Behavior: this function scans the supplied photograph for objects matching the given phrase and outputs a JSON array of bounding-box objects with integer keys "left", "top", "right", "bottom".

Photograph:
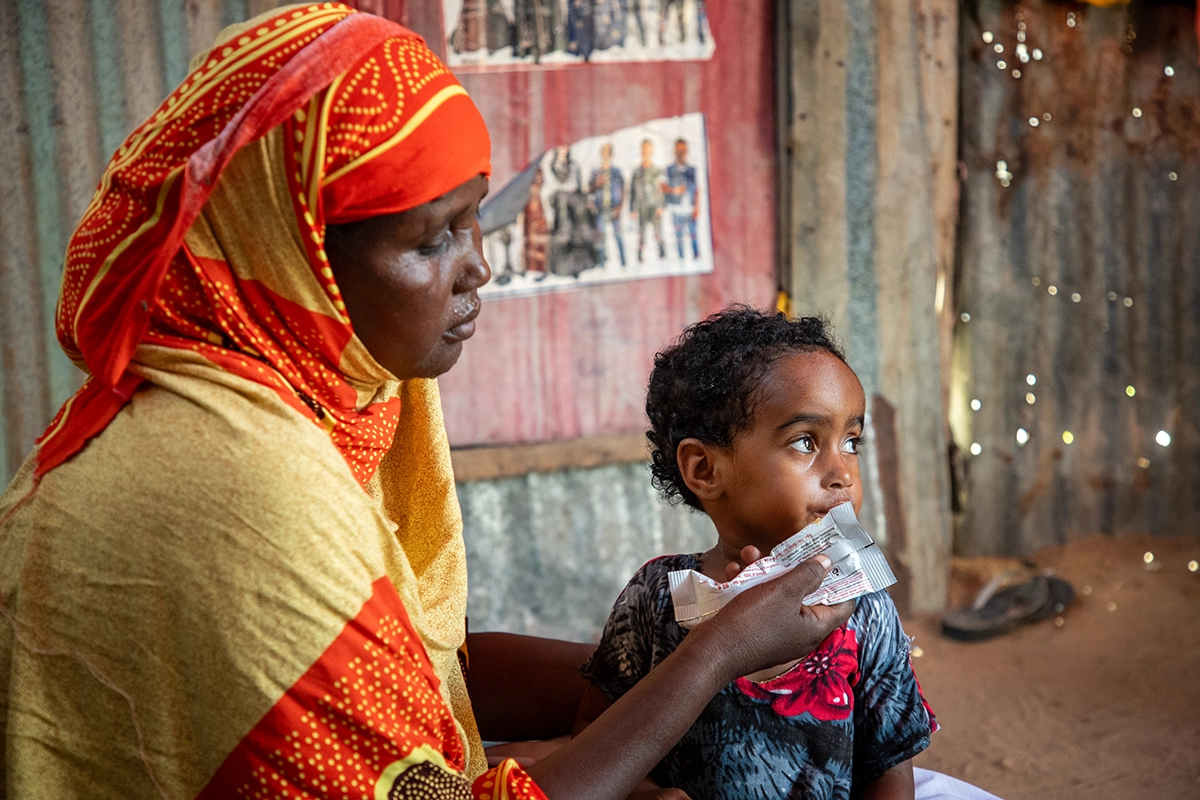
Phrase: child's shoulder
[
  {"left": 846, "top": 589, "right": 912, "bottom": 659},
  {"left": 615, "top": 552, "right": 702, "bottom": 609},
  {"left": 631, "top": 552, "right": 702, "bottom": 581}
]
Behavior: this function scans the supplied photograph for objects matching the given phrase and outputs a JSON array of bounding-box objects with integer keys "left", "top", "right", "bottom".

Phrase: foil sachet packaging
[{"left": 668, "top": 502, "right": 897, "bottom": 630}]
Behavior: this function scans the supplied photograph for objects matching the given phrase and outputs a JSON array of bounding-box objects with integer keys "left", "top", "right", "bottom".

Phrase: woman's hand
[{"left": 702, "top": 552, "right": 856, "bottom": 683}]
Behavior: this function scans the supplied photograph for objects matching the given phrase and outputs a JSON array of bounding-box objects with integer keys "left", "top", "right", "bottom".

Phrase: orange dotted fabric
[
  {"left": 473, "top": 760, "right": 550, "bottom": 800},
  {"left": 38, "top": 3, "right": 489, "bottom": 485},
  {"left": 197, "top": 577, "right": 545, "bottom": 799}
]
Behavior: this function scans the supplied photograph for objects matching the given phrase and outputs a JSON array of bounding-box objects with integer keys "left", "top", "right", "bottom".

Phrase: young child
[{"left": 576, "top": 306, "right": 938, "bottom": 800}]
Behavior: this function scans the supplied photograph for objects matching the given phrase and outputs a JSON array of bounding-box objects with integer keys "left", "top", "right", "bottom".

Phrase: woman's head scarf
[
  {"left": 39, "top": 2, "right": 490, "bottom": 485},
  {"left": 7, "top": 4, "right": 497, "bottom": 785}
]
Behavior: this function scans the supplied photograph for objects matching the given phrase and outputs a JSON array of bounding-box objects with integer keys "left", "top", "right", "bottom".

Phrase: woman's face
[{"left": 325, "top": 175, "right": 491, "bottom": 380}]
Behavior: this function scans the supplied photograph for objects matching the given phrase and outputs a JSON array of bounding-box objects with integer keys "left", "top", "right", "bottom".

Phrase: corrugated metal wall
[
  {"left": 0, "top": 0, "right": 293, "bottom": 485},
  {"left": 777, "top": 0, "right": 960, "bottom": 612},
  {"left": 459, "top": 462, "right": 715, "bottom": 641},
  {"left": 953, "top": 0, "right": 1200, "bottom": 554}
]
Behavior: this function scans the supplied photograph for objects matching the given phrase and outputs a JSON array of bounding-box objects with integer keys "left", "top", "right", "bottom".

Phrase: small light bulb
[
  {"left": 911, "top": 644, "right": 924, "bottom": 658},
  {"left": 1169, "top": 172, "right": 1178, "bottom": 181},
  {"left": 1043, "top": 113, "right": 1052, "bottom": 121},
  {"left": 1029, "top": 116, "right": 1039, "bottom": 127},
  {"left": 1016, "top": 428, "right": 1029, "bottom": 445},
  {"left": 970, "top": 442, "right": 982, "bottom": 456},
  {"left": 1048, "top": 285, "right": 1058, "bottom": 295},
  {"left": 1156, "top": 430, "right": 1171, "bottom": 447},
  {"left": 994, "top": 43, "right": 1004, "bottom": 54},
  {"left": 1164, "top": 66, "right": 1175, "bottom": 77},
  {"left": 961, "top": 312, "right": 971, "bottom": 322},
  {"left": 1124, "top": 297, "right": 1133, "bottom": 307},
  {"left": 1032, "top": 277, "right": 1041, "bottom": 286},
  {"left": 998, "top": 60, "right": 1007, "bottom": 70},
  {"left": 1026, "top": 392, "right": 1036, "bottom": 405},
  {"left": 1026, "top": 374, "right": 1037, "bottom": 385},
  {"left": 1126, "top": 385, "right": 1135, "bottom": 397},
  {"left": 1132, "top": 107, "right": 1143, "bottom": 118},
  {"left": 1137, "top": 457, "right": 1150, "bottom": 469},
  {"left": 982, "top": 31, "right": 994, "bottom": 43},
  {"left": 1108, "top": 291, "right": 1118, "bottom": 301},
  {"left": 1143, "top": 551, "right": 1155, "bottom": 564},
  {"left": 971, "top": 398, "right": 982, "bottom": 411},
  {"left": 1062, "top": 431, "right": 1074, "bottom": 445},
  {"left": 1107, "top": 601, "right": 1117, "bottom": 612},
  {"left": 1071, "top": 292, "right": 1081, "bottom": 303},
  {"left": 1032, "top": 48, "right": 1043, "bottom": 60},
  {"left": 1189, "top": 560, "right": 1198, "bottom": 572},
  {"left": 1012, "top": 69, "right": 1021, "bottom": 78}
]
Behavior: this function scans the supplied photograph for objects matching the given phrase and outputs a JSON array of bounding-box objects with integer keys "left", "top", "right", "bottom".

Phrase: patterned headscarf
[{"left": 39, "top": 3, "right": 491, "bottom": 485}]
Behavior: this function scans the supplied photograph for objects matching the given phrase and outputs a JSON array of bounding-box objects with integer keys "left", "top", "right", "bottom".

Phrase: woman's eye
[
  {"left": 842, "top": 436, "right": 864, "bottom": 455},
  {"left": 418, "top": 231, "right": 451, "bottom": 256},
  {"left": 789, "top": 436, "right": 815, "bottom": 454}
]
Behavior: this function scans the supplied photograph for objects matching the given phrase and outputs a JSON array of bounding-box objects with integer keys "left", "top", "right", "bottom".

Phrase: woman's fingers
[{"left": 708, "top": 554, "right": 854, "bottom": 678}]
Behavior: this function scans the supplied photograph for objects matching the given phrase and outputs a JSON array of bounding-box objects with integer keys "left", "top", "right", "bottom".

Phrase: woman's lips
[
  {"left": 445, "top": 318, "right": 476, "bottom": 341},
  {"left": 444, "top": 299, "right": 480, "bottom": 342}
]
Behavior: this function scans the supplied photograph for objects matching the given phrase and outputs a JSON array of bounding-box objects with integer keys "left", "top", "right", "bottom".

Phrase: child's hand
[
  {"left": 626, "top": 779, "right": 690, "bottom": 800},
  {"left": 724, "top": 545, "right": 764, "bottom": 581}
]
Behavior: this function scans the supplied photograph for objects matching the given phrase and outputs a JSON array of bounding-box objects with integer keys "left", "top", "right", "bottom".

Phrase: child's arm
[{"left": 861, "top": 760, "right": 915, "bottom": 800}]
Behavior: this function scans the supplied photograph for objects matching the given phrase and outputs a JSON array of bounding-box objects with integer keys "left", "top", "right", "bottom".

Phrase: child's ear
[{"left": 677, "top": 438, "right": 724, "bottom": 502}]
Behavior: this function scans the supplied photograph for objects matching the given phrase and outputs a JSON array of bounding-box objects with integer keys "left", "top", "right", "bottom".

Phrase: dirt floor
[{"left": 907, "top": 534, "right": 1200, "bottom": 800}]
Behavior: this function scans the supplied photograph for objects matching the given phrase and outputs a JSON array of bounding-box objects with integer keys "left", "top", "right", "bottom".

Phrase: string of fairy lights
[{"left": 957, "top": 6, "right": 1183, "bottom": 486}]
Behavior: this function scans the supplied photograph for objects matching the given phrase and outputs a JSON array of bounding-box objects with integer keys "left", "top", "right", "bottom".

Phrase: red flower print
[{"left": 736, "top": 626, "right": 859, "bottom": 721}]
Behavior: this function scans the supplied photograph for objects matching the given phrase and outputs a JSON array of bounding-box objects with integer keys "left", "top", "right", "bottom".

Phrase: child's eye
[
  {"left": 789, "top": 435, "right": 815, "bottom": 454},
  {"left": 842, "top": 436, "right": 865, "bottom": 455}
]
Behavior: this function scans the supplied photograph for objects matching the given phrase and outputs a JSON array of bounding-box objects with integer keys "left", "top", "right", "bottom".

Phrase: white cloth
[{"left": 915, "top": 768, "right": 1004, "bottom": 800}]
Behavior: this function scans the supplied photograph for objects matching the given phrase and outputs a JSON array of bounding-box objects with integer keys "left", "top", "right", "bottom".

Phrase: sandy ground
[{"left": 908, "top": 534, "right": 1200, "bottom": 800}]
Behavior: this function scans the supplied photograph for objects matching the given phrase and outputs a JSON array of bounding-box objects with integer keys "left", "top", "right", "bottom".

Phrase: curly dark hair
[{"left": 645, "top": 305, "right": 846, "bottom": 511}]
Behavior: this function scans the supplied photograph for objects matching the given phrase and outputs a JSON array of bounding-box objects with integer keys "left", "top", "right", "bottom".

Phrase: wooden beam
[{"left": 451, "top": 432, "right": 649, "bottom": 483}]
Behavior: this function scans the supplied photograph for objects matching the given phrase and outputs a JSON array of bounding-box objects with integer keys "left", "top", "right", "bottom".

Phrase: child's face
[{"left": 716, "top": 350, "right": 866, "bottom": 553}]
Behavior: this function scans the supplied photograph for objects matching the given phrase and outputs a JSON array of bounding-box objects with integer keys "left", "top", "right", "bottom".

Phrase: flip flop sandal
[{"left": 940, "top": 570, "right": 1073, "bottom": 641}]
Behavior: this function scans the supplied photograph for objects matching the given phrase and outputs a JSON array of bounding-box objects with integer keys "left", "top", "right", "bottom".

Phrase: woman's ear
[{"left": 677, "top": 438, "right": 724, "bottom": 503}]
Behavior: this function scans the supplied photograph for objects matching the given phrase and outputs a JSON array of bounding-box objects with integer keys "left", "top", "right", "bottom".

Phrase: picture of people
[
  {"left": 665, "top": 137, "right": 700, "bottom": 260},
  {"left": 443, "top": 0, "right": 713, "bottom": 68},
  {"left": 478, "top": 113, "right": 711, "bottom": 298}
]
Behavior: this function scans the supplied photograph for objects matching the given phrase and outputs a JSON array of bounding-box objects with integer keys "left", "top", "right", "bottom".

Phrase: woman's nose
[{"left": 457, "top": 221, "right": 491, "bottom": 291}]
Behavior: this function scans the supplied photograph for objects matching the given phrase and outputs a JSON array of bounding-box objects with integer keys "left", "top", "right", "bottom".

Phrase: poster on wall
[
  {"left": 443, "top": 0, "right": 714, "bottom": 68},
  {"left": 478, "top": 112, "right": 712, "bottom": 298}
]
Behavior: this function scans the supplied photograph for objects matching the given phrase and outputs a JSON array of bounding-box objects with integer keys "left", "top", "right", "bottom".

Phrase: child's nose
[{"left": 821, "top": 452, "right": 854, "bottom": 489}]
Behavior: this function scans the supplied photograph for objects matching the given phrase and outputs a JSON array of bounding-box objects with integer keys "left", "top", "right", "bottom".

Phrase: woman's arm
[
  {"left": 861, "top": 761, "right": 915, "bottom": 800},
  {"left": 467, "top": 632, "right": 596, "bottom": 742},
  {"left": 524, "top": 554, "right": 854, "bottom": 800}
]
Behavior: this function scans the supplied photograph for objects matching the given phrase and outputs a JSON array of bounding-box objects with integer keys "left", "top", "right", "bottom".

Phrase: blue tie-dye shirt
[{"left": 581, "top": 554, "right": 938, "bottom": 800}]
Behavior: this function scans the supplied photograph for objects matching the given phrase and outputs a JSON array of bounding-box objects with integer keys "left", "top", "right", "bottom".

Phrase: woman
[{"left": 0, "top": 5, "right": 851, "bottom": 799}]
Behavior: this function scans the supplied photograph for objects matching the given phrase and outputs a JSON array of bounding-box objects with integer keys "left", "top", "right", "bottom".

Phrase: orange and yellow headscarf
[{"left": 40, "top": 3, "right": 490, "bottom": 486}]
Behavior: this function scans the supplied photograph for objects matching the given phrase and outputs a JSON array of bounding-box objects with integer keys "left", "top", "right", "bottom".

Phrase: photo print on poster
[
  {"left": 444, "top": 0, "right": 714, "bottom": 68},
  {"left": 478, "top": 113, "right": 712, "bottom": 298}
]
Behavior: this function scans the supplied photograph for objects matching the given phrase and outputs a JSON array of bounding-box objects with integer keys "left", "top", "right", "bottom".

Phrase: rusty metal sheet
[{"left": 953, "top": 0, "right": 1200, "bottom": 554}]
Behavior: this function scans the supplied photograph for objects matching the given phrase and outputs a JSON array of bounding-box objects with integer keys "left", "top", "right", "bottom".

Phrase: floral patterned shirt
[{"left": 581, "top": 554, "right": 938, "bottom": 800}]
